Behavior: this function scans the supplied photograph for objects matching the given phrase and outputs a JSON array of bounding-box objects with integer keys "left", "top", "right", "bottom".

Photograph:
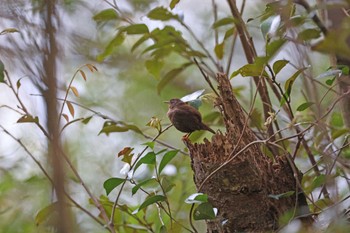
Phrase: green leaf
[
  {"left": 99, "top": 121, "right": 142, "bottom": 135},
  {"left": 147, "top": 7, "right": 179, "bottom": 21},
  {"left": 103, "top": 178, "right": 125, "bottom": 196},
  {"left": 331, "top": 128, "right": 349, "bottom": 140},
  {"left": 230, "top": 57, "right": 269, "bottom": 79},
  {"left": 170, "top": 0, "right": 180, "bottom": 9},
  {"left": 214, "top": 42, "right": 224, "bottom": 60},
  {"left": 121, "top": 24, "right": 149, "bottom": 35},
  {"left": 0, "top": 28, "right": 19, "bottom": 35},
  {"left": 212, "top": 17, "right": 235, "bottom": 29},
  {"left": 330, "top": 112, "right": 344, "bottom": 128},
  {"left": 97, "top": 32, "right": 125, "bottom": 62},
  {"left": 193, "top": 202, "right": 216, "bottom": 220},
  {"left": 296, "top": 102, "right": 314, "bottom": 111},
  {"left": 131, "top": 34, "right": 150, "bottom": 52},
  {"left": 224, "top": 27, "right": 235, "bottom": 40},
  {"left": 326, "top": 76, "right": 336, "bottom": 86},
  {"left": 272, "top": 60, "right": 288, "bottom": 75},
  {"left": 281, "top": 67, "right": 307, "bottom": 105},
  {"left": 81, "top": 116, "right": 93, "bottom": 124},
  {"left": 185, "top": 193, "right": 208, "bottom": 204},
  {"left": 132, "top": 178, "right": 158, "bottom": 195},
  {"left": 134, "top": 152, "right": 156, "bottom": 172},
  {"left": 159, "top": 150, "right": 178, "bottom": 174},
  {"left": 161, "top": 177, "right": 176, "bottom": 193},
  {"left": 297, "top": 28, "right": 321, "bottom": 41},
  {"left": 268, "top": 191, "right": 295, "bottom": 200},
  {"left": 142, "top": 141, "right": 155, "bottom": 150},
  {"left": 134, "top": 195, "right": 166, "bottom": 213},
  {"left": 0, "top": 60, "right": 4, "bottom": 83},
  {"left": 266, "top": 38, "right": 286, "bottom": 59},
  {"left": 17, "top": 115, "right": 39, "bottom": 124},
  {"left": 310, "top": 174, "right": 326, "bottom": 191},
  {"left": 145, "top": 58, "right": 164, "bottom": 79},
  {"left": 312, "top": 28, "right": 350, "bottom": 61},
  {"left": 93, "top": 9, "right": 118, "bottom": 22},
  {"left": 118, "top": 147, "right": 134, "bottom": 165},
  {"left": 157, "top": 62, "right": 192, "bottom": 94},
  {"left": 35, "top": 202, "right": 59, "bottom": 226}
]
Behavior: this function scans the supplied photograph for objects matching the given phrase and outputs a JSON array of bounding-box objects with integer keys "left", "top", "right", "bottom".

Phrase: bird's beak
[{"left": 164, "top": 101, "right": 170, "bottom": 104}]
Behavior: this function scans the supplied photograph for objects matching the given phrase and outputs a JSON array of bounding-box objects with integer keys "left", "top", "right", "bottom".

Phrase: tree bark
[{"left": 184, "top": 73, "right": 311, "bottom": 232}]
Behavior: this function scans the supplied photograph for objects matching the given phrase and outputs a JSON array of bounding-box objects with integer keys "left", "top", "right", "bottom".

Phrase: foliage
[{"left": 1, "top": 0, "right": 350, "bottom": 232}]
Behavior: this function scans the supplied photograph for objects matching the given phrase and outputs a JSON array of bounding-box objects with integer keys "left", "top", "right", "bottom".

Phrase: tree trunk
[{"left": 184, "top": 73, "right": 311, "bottom": 232}]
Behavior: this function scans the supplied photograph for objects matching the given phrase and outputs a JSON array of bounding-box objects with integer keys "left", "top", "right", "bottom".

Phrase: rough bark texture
[{"left": 184, "top": 73, "right": 310, "bottom": 232}]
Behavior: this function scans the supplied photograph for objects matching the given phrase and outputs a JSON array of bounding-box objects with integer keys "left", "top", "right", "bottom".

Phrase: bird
[{"left": 165, "top": 98, "right": 215, "bottom": 136}]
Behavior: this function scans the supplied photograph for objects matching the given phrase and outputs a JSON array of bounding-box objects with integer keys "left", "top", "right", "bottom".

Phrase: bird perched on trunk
[{"left": 165, "top": 98, "right": 215, "bottom": 135}]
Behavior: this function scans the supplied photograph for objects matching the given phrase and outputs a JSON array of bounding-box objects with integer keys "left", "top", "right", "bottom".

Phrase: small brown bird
[{"left": 165, "top": 98, "right": 215, "bottom": 135}]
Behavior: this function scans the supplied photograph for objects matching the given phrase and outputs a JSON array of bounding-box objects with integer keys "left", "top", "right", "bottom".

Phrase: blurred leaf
[
  {"left": 103, "top": 178, "right": 125, "bottom": 195},
  {"left": 157, "top": 62, "right": 192, "bottom": 94},
  {"left": 67, "top": 101, "right": 75, "bottom": 117},
  {"left": 134, "top": 152, "right": 156, "bottom": 172},
  {"left": 212, "top": 17, "right": 235, "bottom": 29},
  {"left": 161, "top": 177, "right": 176, "bottom": 193},
  {"left": 142, "top": 141, "right": 155, "bottom": 150},
  {"left": 214, "top": 42, "right": 224, "bottom": 59},
  {"left": 297, "top": 28, "right": 321, "bottom": 41},
  {"left": 131, "top": 34, "right": 150, "bottom": 52},
  {"left": 187, "top": 99, "right": 202, "bottom": 110},
  {"left": 268, "top": 191, "right": 295, "bottom": 200},
  {"left": 0, "top": 60, "right": 5, "bottom": 83},
  {"left": 99, "top": 121, "right": 143, "bottom": 135},
  {"left": 146, "top": 117, "right": 162, "bottom": 132},
  {"left": 70, "top": 86, "right": 79, "bottom": 97},
  {"left": 62, "top": 113, "right": 69, "bottom": 122},
  {"left": 16, "top": 79, "right": 22, "bottom": 91},
  {"left": 17, "top": 115, "right": 39, "bottom": 123},
  {"left": 81, "top": 116, "right": 93, "bottom": 124},
  {"left": 326, "top": 77, "right": 336, "bottom": 86},
  {"left": 193, "top": 202, "right": 216, "bottom": 220},
  {"left": 159, "top": 150, "right": 178, "bottom": 174},
  {"left": 148, "top": 7, "right": 179, "bottom": 21},
  {"left": 121, "top": 24, "right": 149, "bottom": 35},
  {"left": 185, "top": 193, "right": 208, "bottom": 204},
  {"left": 281, "top": 67, "right": 307, "bottom": 105},
  {"left": 249, "top": 108, "right": 263, "bottom": 129},
  {"left": 97, "top": 32, "right": 125, "bottom": 62},
  {"left": 312, "top": 27, "right": 350, "bottom": 60},
  {"left": 134, "top": 195, "right": 166, "bottom": 214},
  {"left": 331, "top": 128, "right": 349, "bottom": 140},
  {"left": 297, "top": 102, "right": 314, "bottom": 111},
  {"left": 35, "top": 202, "right": 58, "bottom": 226},
  {"left": 170, "top": 0, "right": 180, "bottom": 9},
  {"left": 266, "top": 39, "right": 286, "bottom": 59},
  {"left": 93, "top": 9, "right": 118, "bottom": 22},
  {"left": 231, "top": 57, "right": 269, "bottom": 78},
  {"left": 224, "top": 27, "right": 235, "bottom": 40},
  {"left": 79, "top": 70, "right": 87, "bottom": 81},
  {"left": 132, "top": 178, "right": 157, "bottom": 195},
  {"left": 145, "top": 58, "right": 164, "bottom": 79},
  {"left": 0, "top": 28, "right": 19, "bottom": 35},
  {"left": 331, "top": 112, "right": 344, "bottom": 128},
  {"left": 272, "top": 60, "right": 288, "bottom": 75},
  {"left": 118, "top": 147, "right": 134, "bottom": 165},
  {"left": 86, "top": 63, "right": 98, "bottom": 72}
]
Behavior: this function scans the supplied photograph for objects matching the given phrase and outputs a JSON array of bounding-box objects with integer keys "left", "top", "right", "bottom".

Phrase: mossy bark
[{"left": 184, "top": 73, "right": 311, "bottom": 232}]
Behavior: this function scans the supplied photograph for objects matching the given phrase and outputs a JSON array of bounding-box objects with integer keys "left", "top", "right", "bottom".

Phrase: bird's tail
[{"left": 202, "top": 123, "right": 215, "bottom": 134}]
